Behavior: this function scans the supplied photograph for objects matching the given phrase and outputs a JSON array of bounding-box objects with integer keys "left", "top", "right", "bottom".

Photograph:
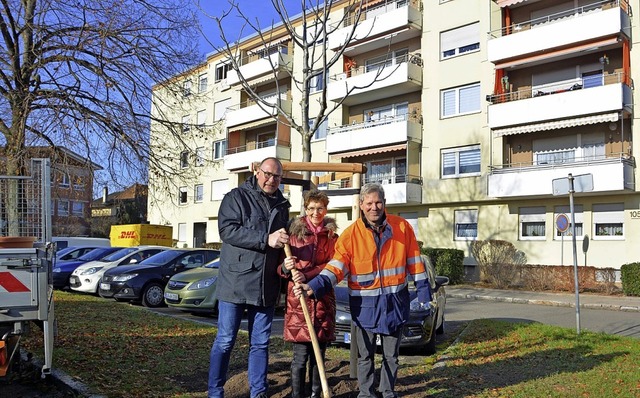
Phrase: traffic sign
[{"left": 555, "top": 213, "right": 570, "bottom": 233}]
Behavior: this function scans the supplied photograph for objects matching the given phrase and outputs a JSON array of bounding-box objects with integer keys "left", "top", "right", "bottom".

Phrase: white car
[{"left": 69, "top": 246, "right": 168, "bottom": 294}]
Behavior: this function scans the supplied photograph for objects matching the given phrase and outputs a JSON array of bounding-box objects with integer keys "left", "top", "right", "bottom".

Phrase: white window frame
[
  {"left": 182, "top": 115, "right": 191, "bottom": 134},
  {"left": 177, "top": 223, "right": 187, "bottom": 241},
  {"left": 213, "top": 140, "right": 226, "bottom": 160},
  {"left": 183, "top": 80, "right": 192, "bottom": 97},
  {"left": 198, "top": 73, "right": 208, "bottom": 93},
  {"left": 593, "top": 203, "right": 624, "bottom": 240},
  {"left": 215, "top": 62, "right": 232, "bottom": 82},
  {"left": 309, "top": 119, "right": 328, "bottom": 141},
  {"left": 211, "top": 179, "right": 229, "bottom": 201},
  {"left": 519, "top": 206, "right": 546, "bottom": 240},
  {"left": 214, "top": 98, "right": 231, "bottom": 121},
  {"left": 197, "top": 109, "right": 207, "bottom": 128},
  {"left": 310, "top": 69, "right": 328, "bottom": 93},
  {"left": 194, "top": 184, "right": 204, "bottom": 203},
  {"left": 441, "top": 145, "right": 481, "bottom": 178},
  {"left": 195, "top": 147, "right": 205, "bottom": 167},
  {"left": 441, "top": 83, "right": 481, "bottom": 118},
  {"left": 180, "top": 151, "right": 189, "bottom": 169},
  {"left": 440, "top": 22, "right": 480, "bottom": 60},
  {"left": 60, "top": 173, "right": 70, "bottom": 188},
  {"left": 554, "top": 205, "right": 584, "bottom": 240},
  {"left": 57, "top": 200, "right": 70, "bottom": 216},
  {"left": 454, "top": 209, "right": 478, "bottom": 240},
  {"left": 179, "top": 186, "right": 188, "bottom": 205},
  {"left": 72, "top": 201, "right": 85, "bottom": 216}
]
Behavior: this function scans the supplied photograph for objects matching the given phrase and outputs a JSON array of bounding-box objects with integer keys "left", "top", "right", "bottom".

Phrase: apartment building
[{"left": 149, "top": 0, "right": 639, "bottom": 272}]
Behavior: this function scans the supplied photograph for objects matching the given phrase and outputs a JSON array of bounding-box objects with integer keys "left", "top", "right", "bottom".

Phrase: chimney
[{"left": 103, "top": 186, "right": 108, "bottom": 203}]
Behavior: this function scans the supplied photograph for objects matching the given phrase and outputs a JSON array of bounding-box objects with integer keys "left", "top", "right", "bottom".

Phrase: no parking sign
[{"left": 555, "top": 213, "right": 570, "bottom": 233}]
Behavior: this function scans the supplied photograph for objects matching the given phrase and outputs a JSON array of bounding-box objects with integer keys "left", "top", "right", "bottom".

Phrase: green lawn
[{"left": 21, "top": 292, "right": 640, "bottom": 397}]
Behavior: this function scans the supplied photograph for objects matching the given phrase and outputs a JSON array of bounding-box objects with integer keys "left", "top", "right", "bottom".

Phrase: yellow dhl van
[{"left": 110, "top": 224, "right": 173, "bottom": 247}]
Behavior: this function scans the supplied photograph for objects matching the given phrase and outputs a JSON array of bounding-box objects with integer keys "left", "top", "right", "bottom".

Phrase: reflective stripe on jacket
[{"left": 308, "top": 213, "right": 431, "bottom": 334}]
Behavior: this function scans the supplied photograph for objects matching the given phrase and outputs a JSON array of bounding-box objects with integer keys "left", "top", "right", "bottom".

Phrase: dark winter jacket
[
  {"left": 279, "top": 215, "right": 337, "bottom": 343},
  {"left": 216, "top": 176, "right": 290, "bottom": 307}
]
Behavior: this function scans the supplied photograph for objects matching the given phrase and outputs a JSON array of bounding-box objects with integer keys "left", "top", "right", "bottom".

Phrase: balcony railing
[
  {"left": 329, "top": 53, "right": 421, "bottom": 81},
  {"left": 320, "top": 174, "right": 422, "bottom": 189},
  {"left": 237, "top": 43, "right": 289, "bottom": 66},
  {"left": 328, "top": 112, "right": 420, "bottom": 135},
  {"left": 489, "top": 153, "right": 633, "bottom": 174},
  {"left": 225, "top": 138, "right": 289, "bottom": 155},
  {"left": 336, "top": 0, "right": 417, "bottom": 28},
  {"left": 488, "top": 0, "right": 629, "bottom": 39},
  {"left": 487, "top": 71, "right": 629, "bottom": 104}
]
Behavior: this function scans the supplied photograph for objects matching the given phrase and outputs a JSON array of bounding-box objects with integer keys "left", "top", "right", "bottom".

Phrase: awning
[
  {"left": 495, "top": 38, "right": 619, "bottom": 70},
  {"left": 495, "top": 0, "right": 529, "bottom": 7},
  {"left": 330, "top": 143, "right": 406, "bottom": 160},
  {"left": 493, "top": 112, "right": 619, "bottom": 137}
]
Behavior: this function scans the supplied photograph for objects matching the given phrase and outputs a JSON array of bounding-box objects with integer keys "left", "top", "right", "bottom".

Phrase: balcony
[
  {"left": 224, "top": 139, "right": 291, "bottom": 171},
  {"left": 326, "top": 114, "right": 421, "bottom": 154},
  {"left": 321, "top": 173, "right": 422, "bottom": 207},
  {"left": 488, "top": 155, "right": 634, "bottom": 198},
  {"left": 487, "top": 1, "right": 631, "bottom": 65},
  {"left": 327, "top": 58, "right": 422, "bottom": 105},
  {"left": 328, "top": 0, "right": 422, "bottom": 56},
  {"left": 225, "top": 99, "right": 292, "bottom": 128},
  {"left": 226, "top": 48, "right": 292, "bottom": 86},
  {"left": 488, "top": 73, "right": 631, "bottom": 131}
]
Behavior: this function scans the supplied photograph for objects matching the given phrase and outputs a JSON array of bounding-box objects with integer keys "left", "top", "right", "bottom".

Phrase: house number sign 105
[{"left": 630, "top": 210, "right": 640, "bottom": 219}]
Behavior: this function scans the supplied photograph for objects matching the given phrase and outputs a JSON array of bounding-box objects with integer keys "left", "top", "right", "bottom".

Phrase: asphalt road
[{"left": 445, "top": 296, "right": 640, "bottom": 339}]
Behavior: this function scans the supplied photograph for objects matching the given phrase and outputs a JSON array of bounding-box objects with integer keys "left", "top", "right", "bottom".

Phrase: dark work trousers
[{"left": 355, "top": 327, "right": 402, "bottom": 398}]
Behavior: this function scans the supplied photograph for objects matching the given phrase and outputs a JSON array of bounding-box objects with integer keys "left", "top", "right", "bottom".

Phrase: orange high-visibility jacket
[{"left": 308, "top": 213, "right": 431, "bottom": 334}]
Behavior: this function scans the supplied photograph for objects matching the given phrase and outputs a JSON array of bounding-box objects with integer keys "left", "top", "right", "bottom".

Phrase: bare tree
[
  {"left": 0, "top": 0, "right": 200, "bottom": 183},
  {"left": 206, "top": 0, "right": 403, "bottom": 178}
]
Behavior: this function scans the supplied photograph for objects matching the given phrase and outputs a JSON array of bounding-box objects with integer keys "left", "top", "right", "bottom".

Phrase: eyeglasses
[
  {"left": 260, "top": 168, "right": 282, "bottom": 180},
  {"left": 306, "top": 207, "right": 326, "bottom": 213}
]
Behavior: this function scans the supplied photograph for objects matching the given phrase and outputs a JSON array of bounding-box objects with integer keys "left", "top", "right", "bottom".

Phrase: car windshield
[
  {"left": 139, "top": 250, "right": 186, "bottom": 266},
  {"left": 100, "top": 247, "right": 138, "bottom": 262},
  {"left": 77, "top": 248, "right": 114, "bottom": 261},
  {"left": 55, "top": 246, "right": 76, "bottom": 257}
]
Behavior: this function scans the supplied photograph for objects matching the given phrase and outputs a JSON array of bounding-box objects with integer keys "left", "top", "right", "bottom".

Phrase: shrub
[
  {"left": 621, "top": 262, "right": 640, "bottom": 296},
  {"left": 470, "top": 240, "right": 526, "bottom": 289},
  {"left": 422, "top": 247, "right": 464, "bottom": 285}
]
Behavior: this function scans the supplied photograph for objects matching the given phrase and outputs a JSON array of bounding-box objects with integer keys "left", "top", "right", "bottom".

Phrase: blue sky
[{"left": 196, "top": 0, "right": 302, "bottom": 57}]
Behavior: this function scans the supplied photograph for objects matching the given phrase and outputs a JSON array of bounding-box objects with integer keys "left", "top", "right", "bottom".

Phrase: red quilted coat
[{"left": 279, "top": 216, "right": 337, "bottom": 343}]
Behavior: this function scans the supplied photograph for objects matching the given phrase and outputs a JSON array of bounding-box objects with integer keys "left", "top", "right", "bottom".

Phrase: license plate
[
  {"left": 344, "top": 332, "right": 381, "bottom": 345},
  {"left": 100, "top": 283, "right": 110, "bottom": 291},
  {"left": 164, "top": 292, "right": 178, "bottom": 301}
]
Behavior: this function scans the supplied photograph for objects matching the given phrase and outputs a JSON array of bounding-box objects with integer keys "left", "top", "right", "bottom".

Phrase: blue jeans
[{"left": 208, "top": 300, "right": 275, "bottom": 398}]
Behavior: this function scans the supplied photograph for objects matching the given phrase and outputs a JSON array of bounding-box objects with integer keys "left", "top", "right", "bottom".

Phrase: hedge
[{"left": 422, "top": 247, "right": 464, "bottom": 285}]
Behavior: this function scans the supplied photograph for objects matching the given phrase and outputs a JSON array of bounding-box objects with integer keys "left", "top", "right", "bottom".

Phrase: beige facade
[{"left": 149, "top": 0, "right": 639, "bottom": 271}]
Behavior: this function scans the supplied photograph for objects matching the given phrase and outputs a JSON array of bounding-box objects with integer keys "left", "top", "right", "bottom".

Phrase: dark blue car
[{"left": 52, "top": 247, "right": 122, "bottom": 289}]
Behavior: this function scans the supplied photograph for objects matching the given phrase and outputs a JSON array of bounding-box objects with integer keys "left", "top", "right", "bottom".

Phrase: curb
[
  {"left": 20, "top": 349, "right": 105, "bottom": 398},
  {"left": 446, "top": 291, "right": 640, "bottom": 313}
]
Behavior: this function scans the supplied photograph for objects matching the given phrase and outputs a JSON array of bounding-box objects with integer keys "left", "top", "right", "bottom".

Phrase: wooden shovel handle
[{"left": 284, "top": 244, "right": 331, "bottom": 398}]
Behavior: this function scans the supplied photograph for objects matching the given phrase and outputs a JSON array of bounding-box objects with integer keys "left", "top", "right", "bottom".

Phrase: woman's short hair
[{"left": 304, "top": 189, "right": 329, "bottom": 208}]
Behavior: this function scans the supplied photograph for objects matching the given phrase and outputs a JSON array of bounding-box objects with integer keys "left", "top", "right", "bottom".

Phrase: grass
[{"left": 20, "top": 291, "right": 640, "bottom": 397}]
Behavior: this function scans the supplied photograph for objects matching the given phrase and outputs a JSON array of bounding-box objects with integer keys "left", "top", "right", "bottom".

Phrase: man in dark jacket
[{"left": 208, "top": 157, "right": 291, "bottom": 398}]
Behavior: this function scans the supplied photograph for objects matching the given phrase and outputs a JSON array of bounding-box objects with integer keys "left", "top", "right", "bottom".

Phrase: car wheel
[{"left": 142, "top": 283, "right": 166, "bottom": 308}]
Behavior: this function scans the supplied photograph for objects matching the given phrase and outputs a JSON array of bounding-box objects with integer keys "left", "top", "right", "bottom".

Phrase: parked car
[
  {"left": 333, "top": 255, "right": 449, "bottom": 355},
  {"left": 69, "top": 246, "right": 168, "bottom": 294},
  {"left": 52, "top": 247, "right": 123, "bottom": 290},
  {"left": 99, "top": 249, "right": 220, "bottom": 308},
  {"left": 52, "top": 236, "right": 110, "bottom": 249},
  {"left": 56, "top": 246, "right": 99, "bottom": 262},
  {"left": 164, "top": 258, "right": 221, "bottom": 314}
]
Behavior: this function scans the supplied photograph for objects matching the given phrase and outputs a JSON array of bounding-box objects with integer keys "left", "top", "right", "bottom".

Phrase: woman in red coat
[{"left": 281, "top": 190, "right": 337, "bottom": 398}]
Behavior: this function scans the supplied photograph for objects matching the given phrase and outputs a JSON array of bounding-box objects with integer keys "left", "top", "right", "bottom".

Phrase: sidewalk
[{"left": 446, "top": 285, "right": 640, "bottom": 312}]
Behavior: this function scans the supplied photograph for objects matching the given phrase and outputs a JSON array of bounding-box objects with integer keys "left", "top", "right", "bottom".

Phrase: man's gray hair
[{"left": 359, "top": 183, "right": 385, "bottom": 202}]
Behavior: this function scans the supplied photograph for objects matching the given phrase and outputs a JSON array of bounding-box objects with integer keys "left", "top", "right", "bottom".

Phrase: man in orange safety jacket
[{"left": 294, "top": 183, "right": 432, "bottom": 398}]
